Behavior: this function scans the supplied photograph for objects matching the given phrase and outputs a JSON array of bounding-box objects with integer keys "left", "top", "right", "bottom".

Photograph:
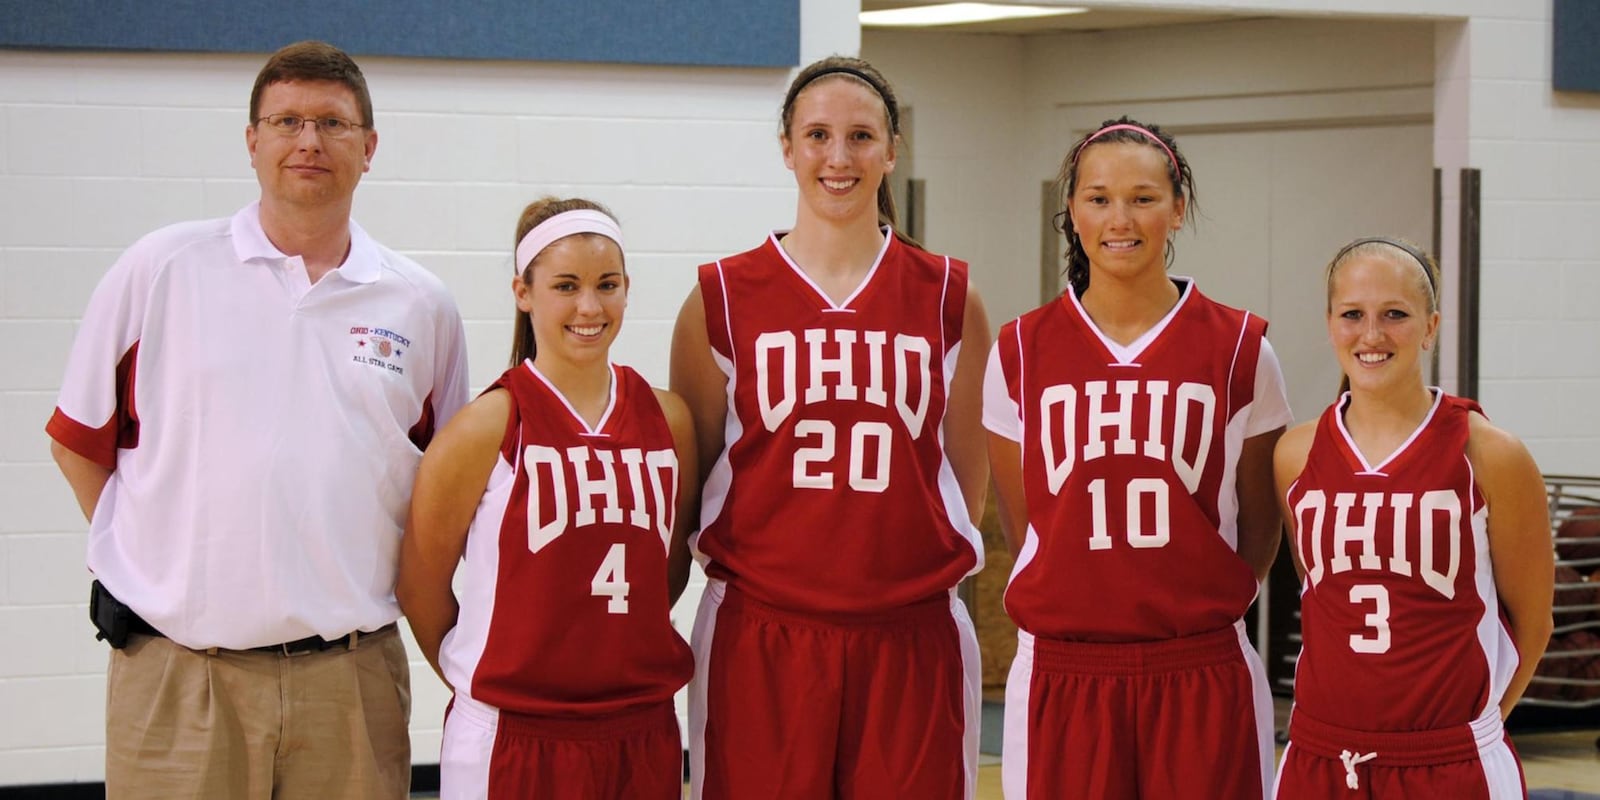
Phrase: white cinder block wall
[
  {"left": 1447, "top": 10, "right": 1600, "bottom": 474},
  {"left": 0, "top": 3, "right": 859, "bottom": 786}
]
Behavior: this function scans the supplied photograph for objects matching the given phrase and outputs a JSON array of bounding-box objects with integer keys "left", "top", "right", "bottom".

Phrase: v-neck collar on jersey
[
  {"left": 1063, "top": 277, "right": 1196, "bottom": 365},
  {"left": 1333, "top": 388, "right": 1444, "bottom": 476},
  {"left": 768, "top": 227, "right": 894, "bottom": 311},
  {"left": 522, "top": 359, "right": 619, "bottom": 438}
]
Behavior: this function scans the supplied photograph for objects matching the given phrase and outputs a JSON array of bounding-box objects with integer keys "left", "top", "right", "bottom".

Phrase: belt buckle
[{"left": 280, "top": 635, "right": 329, "bottom": 657}]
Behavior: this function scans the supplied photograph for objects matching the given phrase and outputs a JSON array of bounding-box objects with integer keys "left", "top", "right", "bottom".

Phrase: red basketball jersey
[
  {"left": 439, "top": 362, "right": 693, "bottom": 716},
  {"left": 1286, "top": 391, "right": 1517, "bottom": 731},
  {"left": 693, "top": 233, "right": 982, "bottom": 614},
  {"left": 996, "top": 283, "right": 1278, "bottom": 641}
]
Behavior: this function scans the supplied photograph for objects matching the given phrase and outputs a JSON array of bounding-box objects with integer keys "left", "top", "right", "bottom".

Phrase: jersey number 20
[{"left": 792, "top": 420, "right": 892, "bottom": 492}]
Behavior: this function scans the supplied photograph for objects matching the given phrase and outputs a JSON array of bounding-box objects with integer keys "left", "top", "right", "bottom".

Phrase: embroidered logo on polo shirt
[{"left": 350, "top": 326, "right": 410, "bottom": 375}]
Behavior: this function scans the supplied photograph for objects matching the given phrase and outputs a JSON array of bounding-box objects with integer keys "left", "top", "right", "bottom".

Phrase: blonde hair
[{"left": 1324, "top": 237, "right": 1438, "bottom": 314}]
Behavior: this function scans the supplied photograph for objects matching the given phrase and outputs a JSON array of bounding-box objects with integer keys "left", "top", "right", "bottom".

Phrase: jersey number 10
[{"left": 1085, "top": 477, "right": 1172, "bottom": 550}]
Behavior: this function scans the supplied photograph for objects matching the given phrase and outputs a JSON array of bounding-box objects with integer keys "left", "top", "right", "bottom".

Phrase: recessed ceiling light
[{"left": 860, "top": 3, "right": 1089, "bottom": 27}]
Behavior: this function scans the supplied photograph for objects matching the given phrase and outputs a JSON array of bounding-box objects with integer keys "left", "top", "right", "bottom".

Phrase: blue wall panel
[
  {"left": 0, "top": 0, "right": 799, "bottom": 68},
  {"left": 1554, "top": 0, "right": 1600, "bottom": 92}
]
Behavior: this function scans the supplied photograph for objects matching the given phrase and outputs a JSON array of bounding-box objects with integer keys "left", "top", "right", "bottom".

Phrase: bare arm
[
  {"left": 1237, "top": 427, "right": 1286, "bottom": 582},
  {"left": 51, "top": 440, "right": 112, "bottom": 523},
  {"left": 396, "top": 389, "right": 511, "bottom": 688},
  {"left": 654, "top": 388, "right": 700, "bottom": 605},
  {"left": 987, "top": 433, "right": 1027, "bottom": 558},
  {"left": 1467, "top": 413, "right": 1554, "bottom": 719},
  {"left": 945, "top": 283, "right": 993, "bottom": 524},
  {"left": 1272, "top": 421, "right": 1317, "bottom": 581},
  {"left": 669, "top": 285, "right": 727, "bottom": 491},
  {"left": 665, "top": 281, "right": 729, "bottom": 550}
]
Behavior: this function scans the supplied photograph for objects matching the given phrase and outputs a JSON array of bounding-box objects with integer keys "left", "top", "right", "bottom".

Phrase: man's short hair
[{"left": 249, "top": 41, "right": 374, "bottom": 128}]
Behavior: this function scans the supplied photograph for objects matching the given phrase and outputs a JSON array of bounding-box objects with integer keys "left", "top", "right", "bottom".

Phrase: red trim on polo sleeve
[
  {"left": 47, "top": 343, "right": 141, "bottom": 470},
  {"left": 409, "top": 391, "right": 437, "bottom": 449}
]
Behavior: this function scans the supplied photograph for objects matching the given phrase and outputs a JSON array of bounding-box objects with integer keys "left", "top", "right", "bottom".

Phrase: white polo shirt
[{"left": 48, "top": 203, "right": 470, "bottom": 650}]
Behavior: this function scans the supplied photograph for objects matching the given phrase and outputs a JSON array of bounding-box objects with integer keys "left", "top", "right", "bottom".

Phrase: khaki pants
[{"left": 105, "top": 626, "right": 411, "bottom": 800}]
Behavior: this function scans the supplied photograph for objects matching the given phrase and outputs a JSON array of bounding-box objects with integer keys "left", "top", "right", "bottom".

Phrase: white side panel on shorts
[
  {"left": 1473, "top": 711, "right": 1527, "bottom": 800},
  {"left": 687, "top": 578, "right": 727, "bottom": 800},
  {"left": 439, "top": 695, "right": 500, "bottom": 800},
  {"left": 1234, "top": 618, "right": 1276, "bottom": 798},
  {"left": 1001, "top": 630, "right": 1034, "bottom": 799},
  {"left": 952, "top": 591, "right": 982, "bottom": 800}
]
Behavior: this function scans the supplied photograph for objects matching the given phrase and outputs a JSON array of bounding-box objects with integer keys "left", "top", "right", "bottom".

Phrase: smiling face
[
  {"left": 246, "top": 79, "right": 375, "bottom": 215},
  {"left": 514, "top": 234, "right": 628, "bottom": 370},
  {"left": 1326, "top": 251, "right": 1440, "bottom": 394},
  {"left": 781, "top": 77, "right": 896, "bottom": 227},
  {"left": 1066, "top": 141, "right": 1186, "bottom": 284}
]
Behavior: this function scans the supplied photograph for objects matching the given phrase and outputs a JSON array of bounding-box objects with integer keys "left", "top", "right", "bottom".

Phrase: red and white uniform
[
  {"left": 693, "top": 232, "right": 982, "bottom": 612},
  {"left": 439, "top": 361, "right": 692, "bottom": 799},
  {"left": 689, "top": 231, "right": 982, "bottom": 799},
  {"left": 1274, "top": 391, "right": 1525, "bottom": 799},
  {"left": 440, "top": 361, "right": 693, "bottom": 714},
  {"left": 985, "top": 279, "right": 1291, "bottom": 799}
]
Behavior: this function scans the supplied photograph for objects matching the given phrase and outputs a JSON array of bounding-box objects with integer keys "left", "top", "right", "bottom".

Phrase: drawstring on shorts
[{"left": 1338, "top": 749, "right": 1377, "bottom": 790}]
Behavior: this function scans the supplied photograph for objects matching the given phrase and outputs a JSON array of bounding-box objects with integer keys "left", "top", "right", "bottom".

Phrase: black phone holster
[{"left": 89, "top": 579, "right": 140, "bottom": 648}]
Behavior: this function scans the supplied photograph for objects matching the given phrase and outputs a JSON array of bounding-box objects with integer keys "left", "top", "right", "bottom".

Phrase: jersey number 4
[{"left": 591, "top": 543, "right": 630, "bottom": 614}]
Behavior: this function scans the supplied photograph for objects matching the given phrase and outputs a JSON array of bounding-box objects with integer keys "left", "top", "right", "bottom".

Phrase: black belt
[
  {"left": 246, "top": 623, "right": 396, "bottom": 656},
  {"left": 92, "top": 580, "right": 392, "bottom": 655},
  {"left": 125, "top": 608, "right": 392, "bottom": 656},
  {"left": 144, "top": 618, "right": 394, "bottom": 655}
]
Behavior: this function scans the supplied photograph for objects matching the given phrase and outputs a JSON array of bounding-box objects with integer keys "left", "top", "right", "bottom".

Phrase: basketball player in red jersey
[
  {"left": 986, "top": 117, "right": 1293, "bottom": 799},
  {"left": 670, "top": 56, "right": 992, "bottom": 799},
  {"left": 1272, "top": 238, "right": 1552, "bottom": 799},
  {"left": 398, "top": 198, "right": 697, "bottom": 799}
]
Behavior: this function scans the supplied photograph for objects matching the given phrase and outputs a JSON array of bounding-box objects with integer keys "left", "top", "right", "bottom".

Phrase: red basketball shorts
[
  {"left": 1002, "top": 622, "right": 1274, "bottom": 799},
  {"left": 1272, "top": 707, "right": 1525, "bottom": 799},
  {"left": 439, "top": 695, "right": 682, "bottom": 799},
  {"left": 687, "top": 579, "right": 980, "bottom": 800}
]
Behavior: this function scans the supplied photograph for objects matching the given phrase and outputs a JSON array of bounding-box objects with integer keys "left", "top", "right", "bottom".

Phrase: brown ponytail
[{"left": 509, "top": 197, "right": 620, "bottom": 368}]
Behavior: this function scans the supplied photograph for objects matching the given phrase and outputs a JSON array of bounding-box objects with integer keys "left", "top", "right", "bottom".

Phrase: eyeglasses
[{"left": 256, "top": 113, "right": 365, "bottom": 139}]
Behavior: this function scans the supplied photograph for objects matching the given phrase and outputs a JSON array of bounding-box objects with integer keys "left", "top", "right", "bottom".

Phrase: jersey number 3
[
  {"left": 591, "top": 543, "right": 630, "bottom": 614},
  {"left": 1347, "top": 583, "right": 1391, "bottom": 653}
]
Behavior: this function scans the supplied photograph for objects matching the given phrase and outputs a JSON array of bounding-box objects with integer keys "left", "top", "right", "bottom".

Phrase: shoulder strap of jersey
[
  {"left": 697, "top": 260, "right": 735, "bottom": 362},
  {"left": 615, "top": 364, "right": 667, "bottom": 421},
  {"left": 1442, "top": 393, "right": 1485, "bottom": 419},
  {"left": 940, "top": 255, "right": 970, "bottom": 356},
  {"left": 1226, "top": 311, "right": 1269, "bottom": 417},
  {"left": 486, "top": 364, "right": 528, "bottom": 465}
]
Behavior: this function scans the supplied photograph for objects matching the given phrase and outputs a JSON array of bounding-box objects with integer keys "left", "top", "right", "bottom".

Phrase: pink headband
[
  {"left": 514, "top": 209, "right": 624, "bottom": 274},
  {"left": 1076, "top": 123, "right": 1178, "bottom": 173}
]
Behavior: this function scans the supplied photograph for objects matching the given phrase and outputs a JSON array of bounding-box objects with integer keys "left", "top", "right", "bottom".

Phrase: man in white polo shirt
[{"left": 45, "top": 41, "right": 468, "bottom": 799}]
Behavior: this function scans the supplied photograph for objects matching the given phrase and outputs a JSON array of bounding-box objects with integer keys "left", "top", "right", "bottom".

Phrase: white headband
[{"left": 514, "top": 209, "right": 624, "bottom": 274}]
